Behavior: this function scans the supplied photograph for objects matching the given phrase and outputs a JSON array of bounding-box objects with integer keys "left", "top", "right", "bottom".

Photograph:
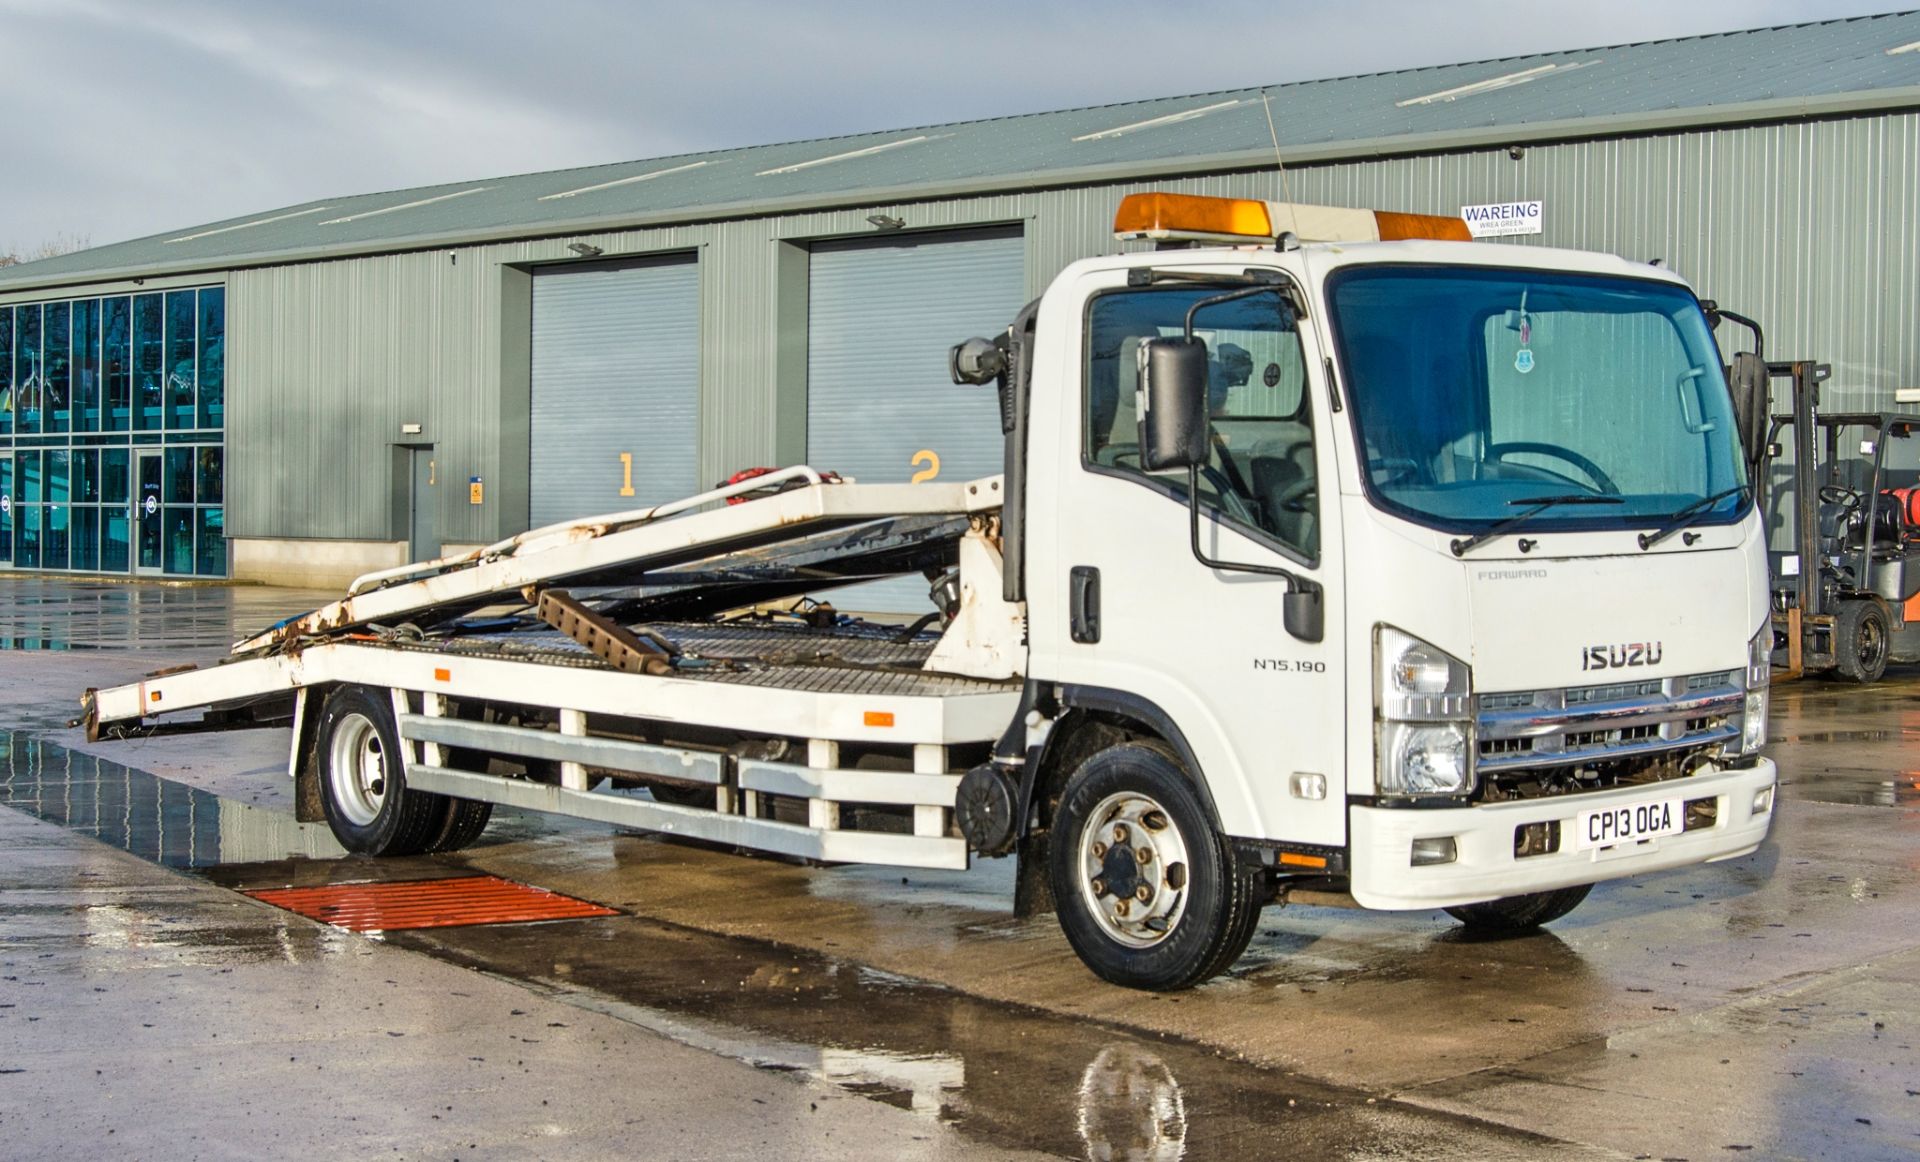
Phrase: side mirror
[
  {"left": 1283, "top": 587, "right": 1324, "bottom": 643},
  {"left": 1138, "top": 336, "right": 1210, "bottom": 471}
]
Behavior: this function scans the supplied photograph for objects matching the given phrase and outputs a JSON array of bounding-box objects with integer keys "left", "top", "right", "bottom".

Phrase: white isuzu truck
[{"left": 84, "top": 193, "right": 1778, "bottom": 990}]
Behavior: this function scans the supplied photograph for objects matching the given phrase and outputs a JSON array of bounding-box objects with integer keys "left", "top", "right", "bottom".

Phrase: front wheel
[
  {"left": 315, "top": 685, "right": 450, "bottom": 856},
  {"left": 1445, "top": 884, "right": 1591, "bottom": 934},
  {"left": 1047, "top": 742, "right": 1263, "bottom": 991},
  {"left": 1832, "top": 598, "right": 1890, "bottom": 684}
]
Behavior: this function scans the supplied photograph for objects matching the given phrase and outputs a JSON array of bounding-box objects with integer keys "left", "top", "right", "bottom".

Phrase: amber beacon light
[{"left": 1112, "top": 192, "right": 1470, "bottom": 244}]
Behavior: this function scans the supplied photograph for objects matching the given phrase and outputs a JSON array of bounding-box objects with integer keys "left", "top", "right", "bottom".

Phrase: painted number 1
[{"left": 618, "top": 452, "right": 635, "bottom": 497}]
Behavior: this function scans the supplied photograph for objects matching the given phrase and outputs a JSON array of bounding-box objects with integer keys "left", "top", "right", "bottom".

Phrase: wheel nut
[
  {"left": 1090, "top": 878, "right": 1107, "bottom": 897},
  {"left": 1115, "top": 900, "right": 1131, "bottom": 917},
  {"left": 1134, "top": 884, "right": 1152, "bottom": 902},
  {"left": 1113, "top": 824, "right": 1131, "bottom": 844},
  {"left": 1092, "top": 841, "right": 1107, "bottom": 859},
  {"left": 1136, "top": 846, "right": 1152, "bottom": 865}
]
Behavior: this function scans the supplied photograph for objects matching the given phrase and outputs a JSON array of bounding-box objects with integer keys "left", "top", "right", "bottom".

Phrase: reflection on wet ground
[
  {"left": 0, "top": 578, "right": 336, "bottom": 652},
  {"left": 1, "top": 728, "right": 1559, "bottom": 1160}
]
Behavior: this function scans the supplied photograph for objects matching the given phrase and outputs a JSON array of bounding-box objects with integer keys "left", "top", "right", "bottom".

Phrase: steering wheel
[
  {"left": 1268, "top": 476, "right": 1318, "bottom": 514},
  {"left": 1818, "top": 483, "right": 1862, "bottom": 511},
  {"left": 1486, "top": 442, "right": 1621, "bottom": 495}
]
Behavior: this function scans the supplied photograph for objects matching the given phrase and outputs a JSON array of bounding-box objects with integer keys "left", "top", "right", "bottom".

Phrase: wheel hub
[{"left": 1077, "top": 792, "right": 1190, "bottom": 948}]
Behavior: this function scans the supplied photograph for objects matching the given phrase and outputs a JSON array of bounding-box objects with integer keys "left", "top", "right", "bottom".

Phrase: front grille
[{"left": 1475, "top": 669, "right": 1744, "bottom": 777}]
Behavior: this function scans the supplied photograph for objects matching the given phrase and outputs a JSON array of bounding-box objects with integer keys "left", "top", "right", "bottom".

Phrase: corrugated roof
[{"left": 6, "top": 10, "right": 1919, "bottom": 291}]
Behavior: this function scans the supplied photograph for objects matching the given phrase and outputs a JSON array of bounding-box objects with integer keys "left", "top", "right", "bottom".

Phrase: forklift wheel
[{"left": 1833, "top": 599, "right": 1890, "bottom": 684}]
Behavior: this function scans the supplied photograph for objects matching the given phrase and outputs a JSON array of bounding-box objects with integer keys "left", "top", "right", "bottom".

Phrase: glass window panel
[
  {"left": 103, "top": 297, "right": 131, "bottom": 431},
  {"left": 15, "top": 303, "right": 40, "bottom": 434},
  {"left": 165, "top": 290, "right": 195, "bottom": 429},
  {"left": 196, "top": 288, "right": 223, "bottom": 430},
  {"left": 0, "top": 307, "right": 12, "bottom": 436},
  {"left": 43, "top": 300, "right": 70, "bottom": 434},
  {"left": 46, "top": 450, "right": 69, "bottom": 503},
  {"left": 195, "top": 507, "right": 224, "bottom": 576},
  {"left": 195, "top": 446, "right": 223, "bottom": 505},
  {"left": 72, "top": 506, "right": 99, "bottom": 572},
  {"left": 16, "top": 500, "right": 39, "bottom": 568},
  {"left": 101, "top": 448, "right": 130, "bottom": 503},
  {"left": 132, "top": 293, "right": 163, "bottom": 431},
  {"left": 41, "top": 504, "right": 68, "bottom": 570},
  {"left": 72, "top": 299, "right": 101, "bottom": 433},
  {"left": 19, "top": 449, "right": 41, "bottom": 502},
  {"left": 73, "top": 450, "right": 99, "bottom": 503},
  {"left": 101, "top": 506, "right": 129, "bottom": 572},
  {"left": 163, "top": 506, "right": 193, "bottom": 574},
  {"left": 164, "top": 446, "right": 193, "bottom": 504}
]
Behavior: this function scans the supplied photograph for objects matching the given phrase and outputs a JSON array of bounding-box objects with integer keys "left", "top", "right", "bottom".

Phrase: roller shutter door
[
  {"left": 530, "top": 257, "right": 699, "bottom": 528},
  {"left": 807, "top": 229, "right": 1024, "bottom": 609}
]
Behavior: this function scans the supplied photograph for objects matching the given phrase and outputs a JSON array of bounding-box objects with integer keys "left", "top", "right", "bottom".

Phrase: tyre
[
  {"left": 647, "top": 782, "right": 716, "bottom": 808},
  {"left": 426, "top": 799, "right": 494, "bottom": 853},
  {"left": 1047, "top": 741, "right": 1263, "bottom": 991},
  {"left": 1833, "top": 598, "right": 1890, "bottom": 684},
  {"left": 1445, "top": 884, "right": 1591, "bottom": 934},
  {"left": 314, "top": 685, "right": 448, "bottom": 856}
]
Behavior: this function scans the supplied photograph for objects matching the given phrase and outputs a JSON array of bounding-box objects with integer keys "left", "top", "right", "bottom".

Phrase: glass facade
[{"left": 0, "top": 286, "right": 225, "bottom": 576}]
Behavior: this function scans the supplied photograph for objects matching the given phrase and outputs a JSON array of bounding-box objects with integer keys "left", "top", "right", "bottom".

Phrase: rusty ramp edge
[{"left": 244, "top": 875, "right": 620, "bottom": 932}]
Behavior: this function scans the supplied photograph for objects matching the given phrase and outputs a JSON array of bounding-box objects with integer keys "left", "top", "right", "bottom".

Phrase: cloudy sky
[{"left": 0, "top": 0, "right": 1909, "bottom": 252}]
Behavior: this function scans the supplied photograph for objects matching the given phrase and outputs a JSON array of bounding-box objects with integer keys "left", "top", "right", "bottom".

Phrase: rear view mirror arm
[{"left": 1186, "top": 466, "right": 1324, "bottom": 642}]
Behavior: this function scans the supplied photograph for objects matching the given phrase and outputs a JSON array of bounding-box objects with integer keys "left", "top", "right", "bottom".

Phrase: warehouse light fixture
[
  {"left": 164, "top": 205, "right": 334, "bottom": 243},
  {"left": 865, "top": 214, "right": 905, "bottom": 230},
  {"left": 319, "top": 187, "right": 491, "bottom": 225},
  {"left": 1072, "top": 99, "right": 1244, "bottom": 142},
  {"left": 757, "top": 136, "right": 934, "bottom": 176},
  {"left": 567, "top": 242, "right": 604, "bottom": 257},
  {"left": 1396, "top": 60, "right": 1597, "bottom": 107},
  {"left": 1888, "top": 39, "right": 1920, "bottom": 55},
  {"left": 538, "top": 160, "right": 711, "bottom": 200}
]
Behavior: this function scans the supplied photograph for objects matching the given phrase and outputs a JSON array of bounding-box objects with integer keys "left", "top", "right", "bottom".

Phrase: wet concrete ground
[{"left": 3, "top": 576, "right": 1918, "bottom": 1159}]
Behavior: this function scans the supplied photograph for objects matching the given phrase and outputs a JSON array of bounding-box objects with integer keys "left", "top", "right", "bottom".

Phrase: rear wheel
[
  {"left": 315, "top": 685, "right": 447, "bottom": 856},
  {"left": 1047, "top": 742, "right": 1263, "bottom": 991},
  {"left": 1833, "top": 598, "right": 1890, "bottom": 684},
  {"left": 1445, "top": 884, "right": 1590, "bottom": 934}
]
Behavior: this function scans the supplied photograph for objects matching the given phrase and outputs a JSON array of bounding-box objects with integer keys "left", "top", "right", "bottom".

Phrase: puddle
[{"left": 0, "top": 729, "right": 347, "bottom": 867}]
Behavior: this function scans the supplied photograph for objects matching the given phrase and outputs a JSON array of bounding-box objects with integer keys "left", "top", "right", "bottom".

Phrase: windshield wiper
[
  {"left": 1637, "top": 486, "right": 1749, "bottom": 550},
  {"left": 1449, "top": 494, "right": 1625, "bottom": 557}
]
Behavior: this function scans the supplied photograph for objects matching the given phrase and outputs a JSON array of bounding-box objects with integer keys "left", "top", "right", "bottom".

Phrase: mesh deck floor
[
  {"left": 391, "top": 618, "right": 1019, "bottom": 698},
  {"left": 245, "top": 875, "right": 619, "bottom": 932}
]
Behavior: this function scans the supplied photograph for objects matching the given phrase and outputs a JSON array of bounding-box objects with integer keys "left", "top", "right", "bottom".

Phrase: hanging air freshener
[{"left": 1513, "top": 291, "right": 1535, "bottom": 374}]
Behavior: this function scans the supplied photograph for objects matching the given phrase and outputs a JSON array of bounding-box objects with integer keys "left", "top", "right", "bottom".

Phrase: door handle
[{"left": 1070, "top": 565, "right": 1101, "bottom": 644}]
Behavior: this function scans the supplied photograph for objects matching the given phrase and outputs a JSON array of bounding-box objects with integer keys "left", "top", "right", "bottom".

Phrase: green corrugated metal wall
[{"left": 221, "top": 109, "right": 1920, "bottom": 547}]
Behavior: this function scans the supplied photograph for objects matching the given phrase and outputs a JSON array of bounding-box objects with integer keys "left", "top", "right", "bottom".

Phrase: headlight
[
  {"left": 1376, "top": 627, "right": 1474, "bottom": 797},
  {"left": 1739, "top": 626, "right": 1771, "bottom": 755}
]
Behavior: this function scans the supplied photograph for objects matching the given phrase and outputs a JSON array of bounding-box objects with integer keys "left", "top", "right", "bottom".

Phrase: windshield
[{"left": 1327, "top": 265, "right": 1748, "bottom": 534}]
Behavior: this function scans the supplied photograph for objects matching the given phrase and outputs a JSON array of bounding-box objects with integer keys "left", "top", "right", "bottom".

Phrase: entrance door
[
  {"left": 409, "top": 448, "right": 437, "bottom": 564},
  {"left": 0, "top": 453, "right": 11, "bottom": 568},
  {"left": 135, "top": 450, "right": 163, "bottom": 575}
]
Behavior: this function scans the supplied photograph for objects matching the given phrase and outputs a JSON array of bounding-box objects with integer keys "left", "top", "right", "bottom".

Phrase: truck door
[{"left": 1027, "top": 269, "right": 1346, "bottom": 847}]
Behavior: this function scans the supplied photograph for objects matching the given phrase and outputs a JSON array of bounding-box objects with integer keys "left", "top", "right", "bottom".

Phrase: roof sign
[{"left": 1460, "top": 200, "right": 1544, "bottom": 238}]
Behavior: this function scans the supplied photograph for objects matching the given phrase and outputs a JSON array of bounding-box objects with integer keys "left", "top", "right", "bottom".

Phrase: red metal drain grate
[{"left": 244, "top": 875, "right": 619, "bottom": 932}]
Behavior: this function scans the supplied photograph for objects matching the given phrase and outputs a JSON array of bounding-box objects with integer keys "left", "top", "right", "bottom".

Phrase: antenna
[{"left": 1259, "top": 89, "right": 1301, "bottom": 240}]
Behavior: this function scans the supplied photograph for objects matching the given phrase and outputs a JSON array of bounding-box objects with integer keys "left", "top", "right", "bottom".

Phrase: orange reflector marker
[
  {"left": 1113, "top": 192, "right": 1273, "bottom": 240},
  {"left": 1277, "top": 851, "right": 1328, "bottom": 869},
  {"left": 863, "top": 710, "right": 895, "bottom": 728},
  {"left": 1373, "top": 210, "right": 1473, "bottom": 242},
  {"left": 433, "top": 668, "right": 451, "bottom": 682},
  {"left": 150, "top": 691, "right": 162, "bottom": 703}
]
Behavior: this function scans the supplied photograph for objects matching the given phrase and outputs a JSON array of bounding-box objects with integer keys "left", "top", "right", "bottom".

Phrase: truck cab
[{"left": 963, "top": 193, "right": 1777, "bottom": 987}]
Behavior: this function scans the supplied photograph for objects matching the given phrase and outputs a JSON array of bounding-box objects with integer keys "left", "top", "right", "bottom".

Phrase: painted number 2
[
  {"left": 618, "top": 452, "right": 635, "bottom": 497},
  {"left": 910, "top": 449, "right": 940, "bottom": 484}
]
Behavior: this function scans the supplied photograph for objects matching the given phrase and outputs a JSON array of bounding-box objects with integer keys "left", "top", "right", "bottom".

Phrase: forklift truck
[{"left": 1713, "top": 307, "right": 1920, "bottom": 682}]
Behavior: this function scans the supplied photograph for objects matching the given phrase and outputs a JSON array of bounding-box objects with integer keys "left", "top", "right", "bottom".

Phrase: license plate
[{"left": 1574, "top": 797, "right": 1683, "bottom": 851}]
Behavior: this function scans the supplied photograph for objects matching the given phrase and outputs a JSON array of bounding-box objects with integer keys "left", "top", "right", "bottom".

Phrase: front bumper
[{"left": 1347, "top": 758, "right": 1777, "bottom": 910}]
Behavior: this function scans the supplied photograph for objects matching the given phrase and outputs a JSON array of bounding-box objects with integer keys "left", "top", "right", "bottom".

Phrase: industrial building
[{"left": 0, "top": 11, "right": 1915, "bottom": 585}]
